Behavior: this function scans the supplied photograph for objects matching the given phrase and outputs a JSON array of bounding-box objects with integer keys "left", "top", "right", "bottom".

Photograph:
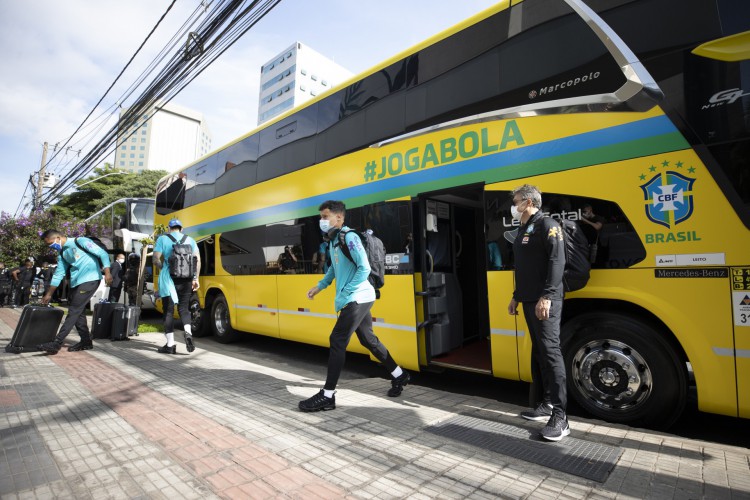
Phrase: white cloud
[{"left": 0, "top": 0, "right": 498, "bottom": 216}]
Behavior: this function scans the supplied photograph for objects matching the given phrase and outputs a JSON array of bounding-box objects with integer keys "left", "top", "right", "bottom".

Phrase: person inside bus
[
  {"left": 153, "top": 219, "right": 201, "bottom": 354},
  {"left": 312, "top": 233, "right": 331, "bottom": 274},
  {"left": 300, "top": 200, "right": 410, "bottom": 412},
  {"left": 108, "top": 253, "right": 126, "bottom": 303},
  {"left": 578, "top": 203, "right": 605, "bottom": 264},
  {"left": 278, "top": 246, "right": 298, "bottom": 274},
  {"left": 506, "top": 185, "right": 570, "bottom": 442},
  {"left": 37, "top": 230, "right": 113, "bottom": 353}
]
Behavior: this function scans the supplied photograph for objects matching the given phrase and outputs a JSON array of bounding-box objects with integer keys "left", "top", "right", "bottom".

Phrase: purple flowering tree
[{"left": 0, "top": 209, "right": 87, "bottom": 267}]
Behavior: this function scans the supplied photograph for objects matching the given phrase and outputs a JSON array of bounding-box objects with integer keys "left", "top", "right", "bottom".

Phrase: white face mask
[
  {"left": 319, "top": 219, "right": 331, "bottom": 233},
  {"left": 117, "top": 259, "right": 125, "bottom": 264},
  {"left": 510, "top": 201, "right": 526, "bottom": 221}
]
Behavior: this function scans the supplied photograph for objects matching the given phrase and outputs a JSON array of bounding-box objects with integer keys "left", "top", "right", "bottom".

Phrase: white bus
[{"left": 84, "top": 198, "right": 156, "bottom": 309}]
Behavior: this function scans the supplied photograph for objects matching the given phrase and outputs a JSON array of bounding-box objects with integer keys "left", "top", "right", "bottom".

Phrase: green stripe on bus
[{"left": 193, "top": 131, "right": 687, "bottom": 237}]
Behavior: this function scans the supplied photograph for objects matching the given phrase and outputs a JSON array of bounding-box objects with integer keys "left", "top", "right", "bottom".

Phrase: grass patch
[{"left": 137, "top": 320, "right": 162, "bottom": 333}]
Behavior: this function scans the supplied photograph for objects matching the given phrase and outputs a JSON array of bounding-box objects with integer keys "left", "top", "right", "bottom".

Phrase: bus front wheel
[
  {"left": 563, "top": 312, "right": 687, "bottom": 429},
  {"left": 211, "top": 295, "right": 239, "bottom": 343}
]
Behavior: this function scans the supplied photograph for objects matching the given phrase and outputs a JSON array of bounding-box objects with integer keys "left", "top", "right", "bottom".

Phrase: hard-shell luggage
[
  {"left": 111, "top": 305, "right": 140, "bottom": 340},
  {"left": 92, "top": 302, "right": 126, "bottom": 339},
  {"left": 4, "top": 305, "right": 64, "bottom": 354},
  {"left": 125, "top": 306, "right": 141, "bottom": 337}
]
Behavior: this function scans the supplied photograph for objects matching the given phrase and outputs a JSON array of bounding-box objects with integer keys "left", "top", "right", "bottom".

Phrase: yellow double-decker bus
[{"left": 155, "top": 0, "right": 750, "bottom": 428}]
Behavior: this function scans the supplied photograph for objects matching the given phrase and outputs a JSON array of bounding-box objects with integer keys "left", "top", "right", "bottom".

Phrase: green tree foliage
[
  {"left": 97, "top": 169, "right": 167, "bottom": 209},
  {"left": 1, "top": 166, "right": 167, "bottom": 266},
  {"left": 52, "top": 166, "right": 167, "bottom": 220},
  {"left": 0, "top": 210, "right": 87, "bottom": 266}
]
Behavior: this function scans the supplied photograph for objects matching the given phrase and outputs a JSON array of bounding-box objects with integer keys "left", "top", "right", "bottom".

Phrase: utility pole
[{"left": 35, "top": 142, "right": 49, "bottom": 210}]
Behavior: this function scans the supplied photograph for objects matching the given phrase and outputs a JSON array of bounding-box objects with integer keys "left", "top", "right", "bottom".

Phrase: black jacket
[
  {"left": 110, "top": 261, "right": 123, "bottom": 289},
  {"left": 512, "top": 211, "right": 566, "bottom": 302}
]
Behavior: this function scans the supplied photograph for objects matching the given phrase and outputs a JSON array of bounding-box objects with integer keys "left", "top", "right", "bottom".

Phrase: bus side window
[
  {"left": 257, "top": 105, "right": 318, "bottom": 183},
  {"left": 214, "top": 136, "right": 259, "bottom": 199},
  {"left": 198, "top": 237, "right": 216, "bottom": 276},
  {"left": 361, "top": 201, "right": 413, "bottom": 275},
  {"left": 484, "top": 191, "right": 646, "bottom": 270}
]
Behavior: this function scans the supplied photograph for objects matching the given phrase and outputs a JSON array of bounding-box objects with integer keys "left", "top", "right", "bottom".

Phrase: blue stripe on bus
[{"left": 187, "top": 114, "right": 676, "bottom": 234}]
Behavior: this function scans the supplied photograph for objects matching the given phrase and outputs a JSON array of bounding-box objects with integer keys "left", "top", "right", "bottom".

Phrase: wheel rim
[
  {"left": 213, "top": 302, "right": 227, "bottom": 335},
  {"left": 570, "top": 339, "right": 652, "bottom": 411}
]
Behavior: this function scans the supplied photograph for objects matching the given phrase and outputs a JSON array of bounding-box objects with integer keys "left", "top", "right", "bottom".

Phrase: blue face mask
[
  {"left": 319, "top": 219, "right": 331, "bottom": 233},
  {"left": 49, "top": 241, "right": 62, "bottom": 252}
]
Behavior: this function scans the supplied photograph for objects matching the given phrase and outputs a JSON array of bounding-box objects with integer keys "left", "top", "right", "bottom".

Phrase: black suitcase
[
  {"left": 111, "top": 306, "right": 139, "bottom": 340},
  {"left": 5, "top": 305, "right": 64, "bottom": 354},
  {"left": 92, "top": 302, "right": 126, "bottom": 339}
]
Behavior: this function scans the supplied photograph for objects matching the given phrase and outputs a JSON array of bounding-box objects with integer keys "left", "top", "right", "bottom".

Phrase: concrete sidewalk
[{"left": 1, "top": 306, "right": 749, "bottom": 499}]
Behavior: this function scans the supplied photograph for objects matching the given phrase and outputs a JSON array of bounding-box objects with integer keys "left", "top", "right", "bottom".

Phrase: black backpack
[
  {"left": 555, "top": 218, "right": 591, "bottom": 292},
  {"left": 166, "top": 234, "right": 195, "bottom": 280},
  {"left": 337, "top": 229, "right": 386, "bottom": 297}
]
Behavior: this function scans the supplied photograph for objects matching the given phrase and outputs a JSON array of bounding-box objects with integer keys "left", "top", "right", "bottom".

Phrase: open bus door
[{"left": 414, "top": 185, "right": 505, "bottom": 375}]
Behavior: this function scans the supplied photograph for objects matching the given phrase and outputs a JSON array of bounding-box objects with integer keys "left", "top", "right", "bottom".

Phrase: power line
[
  {"left": 42, "top": 0, "right": 283, "bottom": 207},
  {"left": 44, "top": 0, "right": 223, "bottom": 195},
  {"left": 44, "top": 0, "right": 179, "bottom": 171}
]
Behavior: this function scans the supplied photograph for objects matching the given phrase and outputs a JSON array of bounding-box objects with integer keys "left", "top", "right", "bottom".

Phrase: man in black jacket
[
  {"left": 11, "top": 259, "right": 35, "bottom": 307},
  {"left": 507, "top": 184, "right": 569, "bottom": 442},
  {"left": 108, "top": 253, "right": 125, "bottom": 302}
]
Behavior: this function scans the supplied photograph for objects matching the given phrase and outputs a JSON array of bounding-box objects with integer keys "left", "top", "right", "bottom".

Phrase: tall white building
[
  {"left": 115, "top": 101, "right": 212, "bottom": 173},
  {"left": 258, "top": 42, "right": 353, "bottom": 124}
]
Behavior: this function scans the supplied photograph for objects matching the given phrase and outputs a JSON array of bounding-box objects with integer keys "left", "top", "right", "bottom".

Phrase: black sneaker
[
  {"left": 298, "top": 389, "right": 336, "bottom": 412},
  {"left": 68, "top": 339, "right": 93, "bottom": 352},
  {"left": 540, "top": 415, "right": 570, "bottom": 442},
  {"left": 157, "top": 344, "right": 176, "bottom": 354},
  {"left": 387, "top": 370, "right": 410, "bottom": 397},
  {"left": 184, "top": 332, "right": 195, "bottom": 353},
  {"left": 37, "top": 340, "right": 62, "bottom": 354},
  {"left": 520, "top": 402, "right": 553, "bottom": 422}
]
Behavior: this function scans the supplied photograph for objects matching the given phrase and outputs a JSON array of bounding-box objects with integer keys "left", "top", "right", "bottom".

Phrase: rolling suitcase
[
  {"left": 111, "top": 305, "right": 139, "bottom": 340},
  {"left": 5, "top": 305, "right": 64, "bottom": 354},
  {"left": 92, "top": 302, "right": 126, "bottom": 339},
  {"left": 125, "top": 305, "right": 141, "bottom": 337}
]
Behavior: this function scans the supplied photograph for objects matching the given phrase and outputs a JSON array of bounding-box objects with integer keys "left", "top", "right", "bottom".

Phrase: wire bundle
[{"left": 34, "top": 0, "right": 281, "bottom": 211}]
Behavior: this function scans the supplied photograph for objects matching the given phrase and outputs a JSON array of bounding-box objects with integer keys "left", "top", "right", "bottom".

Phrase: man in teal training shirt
[
  {"left": 38, "top": 229, "right": 113, "bottom": 353},
  {"left": 299, "top": 200, "right": 410, "bottom": 412}
]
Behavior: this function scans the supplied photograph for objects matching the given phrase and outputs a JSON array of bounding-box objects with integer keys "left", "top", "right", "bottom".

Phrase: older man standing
[{"left": 507, "top": 184, "right": 569, "bottom": 442}]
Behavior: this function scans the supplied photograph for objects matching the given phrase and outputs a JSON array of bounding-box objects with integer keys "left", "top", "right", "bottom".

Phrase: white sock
[
  {"left": 391, "top": 367, "right": 403, "bottom": 378},
  {"left": 166, "top": 332, "right": 175, "bottom": 347},
  {"left": 323, "top": 389, "right": 335, "bottom": 398},
  {"left": 184, "top": 324, "right": 192, "bottom": 337}
]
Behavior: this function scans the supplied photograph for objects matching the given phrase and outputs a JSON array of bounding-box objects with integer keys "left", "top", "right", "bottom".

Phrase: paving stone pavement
[{"left": 1, "top": 306, "right": 749, "bottom": 499}]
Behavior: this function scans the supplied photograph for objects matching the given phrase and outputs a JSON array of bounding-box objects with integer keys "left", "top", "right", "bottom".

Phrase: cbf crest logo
[{"left": 640, "top": 170, "right": 695, "bottom": 228}]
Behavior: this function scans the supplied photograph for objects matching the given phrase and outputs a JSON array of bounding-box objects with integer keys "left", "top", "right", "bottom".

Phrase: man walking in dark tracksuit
[{"left": 299, "top": 200, "right": 410, "bottom": 411}]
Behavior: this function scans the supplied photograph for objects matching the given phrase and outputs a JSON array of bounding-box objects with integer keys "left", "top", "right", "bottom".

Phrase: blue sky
[{"left": 0, "top": 0, "right": 498, "bottom": 217}]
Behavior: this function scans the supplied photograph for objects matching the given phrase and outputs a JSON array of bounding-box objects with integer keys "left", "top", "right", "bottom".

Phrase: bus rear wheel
[
  {"left": 211, "top": 294, "right": 239, "bottom": 344},
  {"left": 563, "top": 312, "right": 686, "bottom": 429},
  {"left": 189, "top": 295, "right": 209, "bottom": 337}
]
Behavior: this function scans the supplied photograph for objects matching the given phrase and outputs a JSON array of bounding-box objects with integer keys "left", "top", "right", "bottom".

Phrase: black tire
[
  {"left": 562, "top": 312, "right": 687, "bottom": 429},
  {"left": 189, "top": 295, "right": 209, "bottom": 337},
  {"left": 210, "top": 294, "right": 239, "bottom": 344}
]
